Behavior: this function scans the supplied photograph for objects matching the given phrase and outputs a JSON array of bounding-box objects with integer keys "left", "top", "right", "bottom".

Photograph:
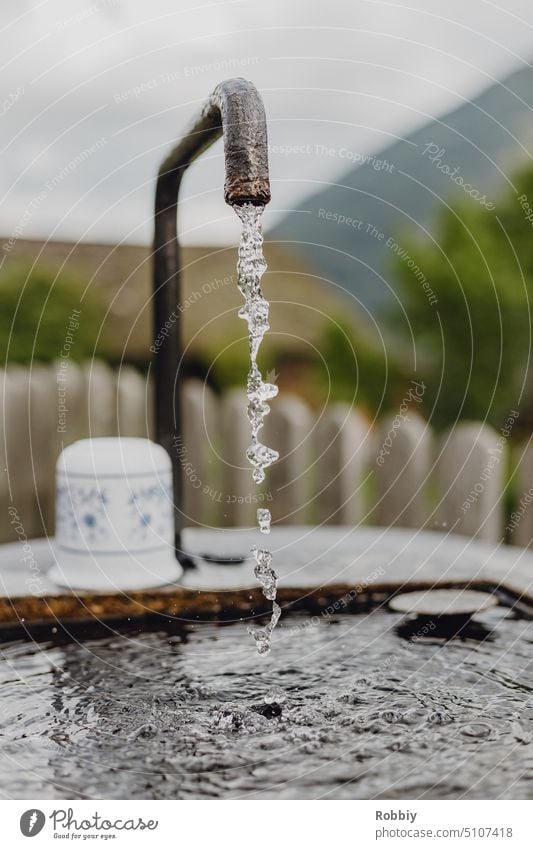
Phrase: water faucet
[{"left": 152, "top": 78, "right": 271, "bottom": 562}]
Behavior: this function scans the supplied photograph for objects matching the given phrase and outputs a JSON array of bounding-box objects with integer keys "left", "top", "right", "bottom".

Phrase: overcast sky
[{"left": 1, "top": 0, "right": 533, "bottom": 247}]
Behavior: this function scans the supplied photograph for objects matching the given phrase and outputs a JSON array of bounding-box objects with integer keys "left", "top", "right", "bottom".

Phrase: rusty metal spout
[{"left": 152, "top": 78, "right": 271, "bottom": 561}]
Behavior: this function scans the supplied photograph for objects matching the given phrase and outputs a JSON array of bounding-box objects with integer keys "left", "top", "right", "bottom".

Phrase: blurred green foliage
[
  {"left": 202, "top": 317, "right": 410, "bottom": 414},
  {"left": 0, "top": 263, "right": 108, "bottom": 364},
  {"left": 316, "top": 319, "right": 407, "bottom": 414},
  {"left": 9, "top": 160, "right": 533, "bottom": 434},
  {"left": 389, "top": 167, "right": 533, "bottom": 430}
]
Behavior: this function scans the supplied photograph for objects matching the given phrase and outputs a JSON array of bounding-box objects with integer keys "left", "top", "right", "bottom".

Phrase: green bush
[{"left": 0, "top": 263, "right": 108, "bottom": 364}]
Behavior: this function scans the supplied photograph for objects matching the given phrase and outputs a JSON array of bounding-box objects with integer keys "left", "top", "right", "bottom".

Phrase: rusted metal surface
[
  {"left": 0, "top": 582, "right": 508, "bottom": 642},
  {"left": 157, "top": 78, "right": 270, "bottom": 206},
  {"left": 152, "top": 79, "right": 271, "bottom": 561}
]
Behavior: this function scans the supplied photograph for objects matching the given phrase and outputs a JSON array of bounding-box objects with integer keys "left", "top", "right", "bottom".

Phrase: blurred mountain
[{"left": 269, "top": 62, "right": 533, "bottom": 317}]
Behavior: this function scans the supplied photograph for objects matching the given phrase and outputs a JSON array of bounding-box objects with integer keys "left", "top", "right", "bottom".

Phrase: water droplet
[
  {"left": 257, "top": 508, "right": 271, "bottom": 534},
  {"left": 127, "top": 722, "right": 158, "bottom": 741},
  {"left": 246, "top": 442, "right": 279, "bottom": 474},
  {"left": 429, "top": 709, "right": 454, "bottom": 725},
  {"left": 251, "top": 547, "right": 277, "bottom": 600},
  {"left": 264, "top": 685, "right": 286, "bottom": 705},
  {"left": 460, "top": 722, "right": 492, "bottom": 739},
  {"left": 381, "top": 709, "right": 400, "bottom": 723}
]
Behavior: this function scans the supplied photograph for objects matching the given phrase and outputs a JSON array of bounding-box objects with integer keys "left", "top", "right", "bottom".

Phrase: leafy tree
[
  {"left": 0, "top": 263, "right": 108, "bottom": 364},
  {"left": 317, "top": 318, "right": 407, "bottom": 415},
  {"left": 389, "top": 169, "right": 533, "bottom": 430}
]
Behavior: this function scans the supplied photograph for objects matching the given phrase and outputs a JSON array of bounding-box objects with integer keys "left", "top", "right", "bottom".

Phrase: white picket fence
[{"left": 0, "top": 362, "right": 531, "bottom": 547}]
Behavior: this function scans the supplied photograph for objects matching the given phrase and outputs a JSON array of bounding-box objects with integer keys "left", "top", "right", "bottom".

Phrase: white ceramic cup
[{"left": 48, "top": 437, "right": 183, "bottom": 591}]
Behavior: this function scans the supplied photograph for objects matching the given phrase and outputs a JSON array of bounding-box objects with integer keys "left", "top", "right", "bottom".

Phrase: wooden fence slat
[
  {"left": 83, "top": 360, "right": 117, "bottom": 437},
  {"left": 53, "top": 359, "right": 89, "bottom": 452},
  {"left": 375, "top": 412, "right": 432, "bottom": 529},
  {"left": 509, "top": 441, "right": 533, "bottom": 547},
  {"left": 3, "top": 368, "right": 36, "bottom": 540},
  {"left": 146, "top": 375, "right": 155, "bottom": 441},
  {"left": 0, "top": 371, "right": 11, "bottom": 542},
  {"left": 29, "top": 365, "right": 56, "bottom": 535},
  {"left": 116, "top": 366, "right": 150, "bottom": 438},
  {"left": 313, "top": 404, "right": 371, "bottom": 525},
  {"left": 0, "top": 364, "right": 520, "bottom": 544},
  {"left": 435, "top": 422, "right": 506, "bottom": 543},
  {"left": 199, "top": 381, "right": 222, "bottom": 527},
  {"left": 263, "top": 394, "right": 313, "bottom": 524},
  {"left": 181, "top": 380, "right": 220, "bottom": 526},
  {"left": 219, "top": 389, "right": 256, "bottom": 527}
]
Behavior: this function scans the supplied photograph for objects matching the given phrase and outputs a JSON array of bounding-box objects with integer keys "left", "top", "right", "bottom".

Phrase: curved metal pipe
[{"left": 152, "top": 78, "right": 271, "bottom": 561}]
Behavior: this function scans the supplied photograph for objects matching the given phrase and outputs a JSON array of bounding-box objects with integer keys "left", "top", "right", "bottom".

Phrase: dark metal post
[{"left": 153, "top": 78, "right": 271, "bottom": 561}]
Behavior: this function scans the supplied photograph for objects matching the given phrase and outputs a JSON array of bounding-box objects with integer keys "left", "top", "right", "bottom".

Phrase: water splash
[
  {"left": 0, "top": 609, "right": 531, "bottom": 798},
  {"left": 233, "top": 202, "right": 280, "bottom": 654}
]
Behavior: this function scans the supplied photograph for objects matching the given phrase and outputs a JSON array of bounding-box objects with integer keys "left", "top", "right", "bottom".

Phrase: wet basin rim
[{"left": 389, "top": 588, "right": 498, "bottom": 616}]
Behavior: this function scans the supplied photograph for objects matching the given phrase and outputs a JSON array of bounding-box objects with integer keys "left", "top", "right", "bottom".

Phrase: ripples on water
[{"left": 0, "top": 606, "right": 531, "bottom": 799}]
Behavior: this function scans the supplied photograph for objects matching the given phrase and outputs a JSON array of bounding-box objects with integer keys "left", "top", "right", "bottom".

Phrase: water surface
[{"left": 0, "top": 607, "right": 531, "bottom": 799}]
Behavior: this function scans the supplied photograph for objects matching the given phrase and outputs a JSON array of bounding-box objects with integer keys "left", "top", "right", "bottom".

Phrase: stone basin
[
  {"left": 0, "top": 526, "right": 531, "bottom": 639},
  {"left": 0, "top": 526, "right": 531, "bottom": 800}
]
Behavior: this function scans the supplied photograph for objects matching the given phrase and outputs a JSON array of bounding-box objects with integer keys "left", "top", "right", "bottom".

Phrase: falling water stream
[{"left": 234, "top": 202, "right": 280, "bottom": 655}]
